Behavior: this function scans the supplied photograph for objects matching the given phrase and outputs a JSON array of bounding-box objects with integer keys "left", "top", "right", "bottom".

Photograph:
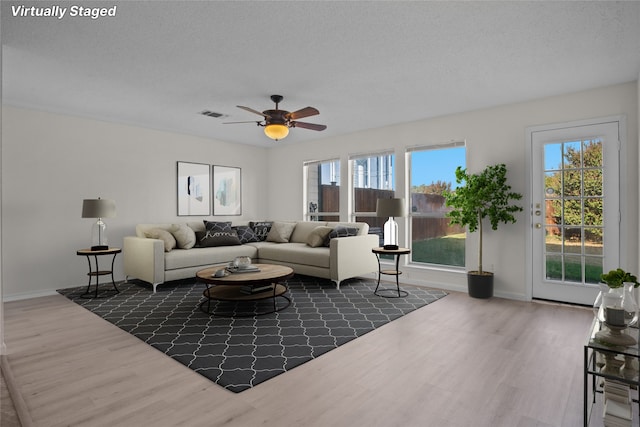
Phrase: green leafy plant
[
  {"left": 600, "top": 268, "right": 640, "bottom": 288},
  {"left": 443, "top": 164, "right": 523, "bottom": 275}
]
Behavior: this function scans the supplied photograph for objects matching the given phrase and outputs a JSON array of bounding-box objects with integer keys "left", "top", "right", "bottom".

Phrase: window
[
  {"left": 304, "top": 159, "right": 340, "bottom": 221},
  {"left": 408, "top": 143, "right": 466, "bottom": 267},
  {"left": 350, "top": 151, "right": 395, "bottom": 245}
]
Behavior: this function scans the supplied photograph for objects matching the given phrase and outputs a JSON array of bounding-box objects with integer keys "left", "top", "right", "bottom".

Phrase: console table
[
  {"left": 76, "top": 247, "right": 121, "bottom": 298},
  {"left": 584, "top": 318, "right": 640, "bottom": 426}
]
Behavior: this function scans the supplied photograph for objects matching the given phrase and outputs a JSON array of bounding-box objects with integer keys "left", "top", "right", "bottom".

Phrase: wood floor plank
[{"left": 3, "top": 289, "right": 598, "bottom": 426}]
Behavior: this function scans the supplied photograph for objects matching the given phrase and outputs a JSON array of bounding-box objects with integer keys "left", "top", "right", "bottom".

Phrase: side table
[
  {"left": 372, "top": 247, "right": 410, "bottom": 298},
  {"left": 77, "top": 247, "right": 121, "bottom": 298}
]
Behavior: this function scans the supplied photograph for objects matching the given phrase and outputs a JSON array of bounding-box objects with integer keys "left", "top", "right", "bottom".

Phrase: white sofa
[{"left": 123, "top": 220, "right": 379, "bottom": 292}]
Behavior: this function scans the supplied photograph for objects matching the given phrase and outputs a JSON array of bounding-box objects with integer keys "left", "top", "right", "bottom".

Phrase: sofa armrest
[
  {"left": 123, "top": 236, "right": 165, "bottom": 286},
  {"left": 329, "top": 234, "right": 379, "bottom": 283}
]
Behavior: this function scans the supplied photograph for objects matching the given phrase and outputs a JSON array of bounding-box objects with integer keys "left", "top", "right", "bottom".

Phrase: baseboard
[
  {"left": 1, "top": 354, "right": 34, "bottom": 427},
  {"left": 3, "top": 289, "right": 59, "bottom": 302}
]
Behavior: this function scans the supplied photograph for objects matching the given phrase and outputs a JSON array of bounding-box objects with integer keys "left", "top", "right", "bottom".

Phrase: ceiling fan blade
[
  {"left": 223, "top": 120, "right": 263, "bottom": 125},
  {"left": 237, "top": 105, "right": 270, "bottom": 118},
  {"left": 287, "top": 106, "right": 319, "bottom": 120},
  {"left": 291, "top": 121, "right": 327, "bottom": 131}
]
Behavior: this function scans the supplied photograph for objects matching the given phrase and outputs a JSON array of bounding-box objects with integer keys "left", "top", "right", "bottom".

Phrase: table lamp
[
  {"left": 82, "top": 198, "right": 116, "bottom": 250},
  {"left": 376, "top": 198, "right": 405, "bottom": 250}
]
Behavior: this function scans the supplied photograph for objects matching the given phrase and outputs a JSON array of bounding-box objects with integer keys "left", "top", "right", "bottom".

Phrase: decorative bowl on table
[{"left": 232, "top": 256, "right": 252, "bottom": 269}]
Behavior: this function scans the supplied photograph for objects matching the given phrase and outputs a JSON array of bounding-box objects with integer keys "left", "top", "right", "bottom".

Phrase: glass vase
[{"left": 593, "top": 282, "right": 638, "bottom": 328}]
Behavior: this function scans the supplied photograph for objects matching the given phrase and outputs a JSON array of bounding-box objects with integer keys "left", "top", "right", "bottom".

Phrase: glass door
[{"left": 530, "top": 120, "right": 620, "bottom": 305}]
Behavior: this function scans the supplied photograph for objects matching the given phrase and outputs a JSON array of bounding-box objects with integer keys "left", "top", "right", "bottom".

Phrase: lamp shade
[
  {"left": 264, "top": 123, "right": 289, "bottom": 141},
  {"left": 82, "top": 198, "right": 116, "bottom": 218},
  {"left": 376, "top": 198, "right": 405, "bottom": 218}
]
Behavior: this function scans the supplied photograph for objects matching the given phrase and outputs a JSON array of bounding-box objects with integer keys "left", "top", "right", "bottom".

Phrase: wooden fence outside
[{"left": 315, "top": 186, "right": 463, "bottom": 240}]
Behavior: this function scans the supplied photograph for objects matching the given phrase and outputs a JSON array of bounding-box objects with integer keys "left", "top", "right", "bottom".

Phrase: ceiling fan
[{"left": 224, "top": 95, "right": 327, "bottom": 141}]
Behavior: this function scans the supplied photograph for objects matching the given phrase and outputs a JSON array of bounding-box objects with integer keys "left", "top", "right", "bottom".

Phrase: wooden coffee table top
[{"left": 196, "top": 263, "right": 294, "bottom": 286}]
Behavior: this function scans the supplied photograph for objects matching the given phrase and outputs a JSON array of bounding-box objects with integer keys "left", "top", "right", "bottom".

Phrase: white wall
[
  {"left": 1, "top": 82, "right": 638, "bottom": 301},
  {"left": 1, "top": 107, "right": 269, "bottom": 299},
  {"left": 267, "top": 81, "right": 639, "bottom": 300}
]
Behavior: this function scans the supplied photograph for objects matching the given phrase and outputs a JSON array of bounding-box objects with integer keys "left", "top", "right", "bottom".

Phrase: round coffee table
[{"left": 196, "top": 263, "right": 294, "bottom": 317}]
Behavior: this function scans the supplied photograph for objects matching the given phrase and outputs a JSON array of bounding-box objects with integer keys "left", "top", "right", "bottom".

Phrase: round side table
[
  {"left": 77, "top": 247, "right": 121, "bottom": 298},
  {"left": 372, "top": 247, "right": 411, "bottom": 298}
]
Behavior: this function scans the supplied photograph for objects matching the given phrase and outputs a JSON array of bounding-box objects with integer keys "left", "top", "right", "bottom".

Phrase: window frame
[
  {"left": 349, "top": 150, "right": 396, "bottom": 221},
  {"left": 303, "top": 158, "right": 341, "bottom": 222},
  {"left": 406, "top": 141, "right": 467, "bottom": 268}
]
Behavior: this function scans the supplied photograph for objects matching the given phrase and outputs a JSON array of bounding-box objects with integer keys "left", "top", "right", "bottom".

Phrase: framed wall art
[
  {"left": 213, "top": 165, "right": 241, "bottom": 215},
  {"left": 177, "top": 161, "right": 211, "bottom": 216}
]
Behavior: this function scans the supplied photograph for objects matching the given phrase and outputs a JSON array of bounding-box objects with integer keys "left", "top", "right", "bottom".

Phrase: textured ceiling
[{"left": 2, "top": 1, "right": 640, "bottom": 147}]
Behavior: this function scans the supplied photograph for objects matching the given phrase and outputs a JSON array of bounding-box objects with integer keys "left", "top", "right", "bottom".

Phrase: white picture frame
[
  {"left": 177, "top": 162, "right": 211, "bottom": 216},
  {"left": 213, "top": 165, "right": 241, "bottom": 215}
]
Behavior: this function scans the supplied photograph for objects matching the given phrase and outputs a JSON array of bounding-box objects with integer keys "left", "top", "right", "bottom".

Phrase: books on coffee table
[{"left": 239, "top": 284, "right": 275, "bottom": 295}]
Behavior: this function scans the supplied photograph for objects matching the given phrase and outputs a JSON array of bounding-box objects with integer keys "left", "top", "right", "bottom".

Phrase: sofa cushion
[
  {"left": 249, "top": 221, "right": 272, "bottom": 241},
  {"left": 195, "top": 230, "right": 242, "bottom": 247},
  {"left": 164, "top": 245, "right": 258, "bottom": 270},
  {"left": 233, "top": 225, "right": 260, "bottom": 244},
  {"left": 325, "top": 225, "right": 359, "bottom": 246},
  {"left": 306, "top": 226, "right": 334, "bottom": 248},
  {"left": 266, "top": 221, "right": 296, "bottom": 243},
  {"left": 145, "top": 228, "right": 176, "bottom": 252},
  {"left": 170, "top": 223, "right": 196, "bottom": 249},
  {"left": 258, "top": 242, "right": 330, "bottom": 269}
]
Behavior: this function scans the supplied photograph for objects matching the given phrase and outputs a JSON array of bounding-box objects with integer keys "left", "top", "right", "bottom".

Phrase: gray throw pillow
[
  {"left": 203, "top": 220, "right": 232, "bottom": 232},
  {"left": 307, "top": 226, "right": 334, "bottom": 248},
  {"left": 249, "top": 221, "right": 272, "bottom": 241},
  {"left": 325, "top": 226, "right": 359, "bottom": 246},
  {"left": 233, "top": 225, "right": 260, "bottom": 244},
  {"left": 170, "top": 223, "right": 196, "bottom": 249},
  {"left": 145, "top": 228, "right": 176, "bottom": 252},
  {"left": 266, "top": 221, "right": 296, "bottom": 243},
  {"left": 195, "top": 230, "right": 242, "bottom": 247}
]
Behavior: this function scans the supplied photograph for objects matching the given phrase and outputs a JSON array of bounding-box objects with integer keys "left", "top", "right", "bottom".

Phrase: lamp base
[
  {"left": 383, "top": 244, "right": 399, "bottom": 250},
  {"left": 595, "top": 323, "right": 638, "bottom": 347},
  {"left": 90, "top": 245, "right": 109, "bottom": 251}
]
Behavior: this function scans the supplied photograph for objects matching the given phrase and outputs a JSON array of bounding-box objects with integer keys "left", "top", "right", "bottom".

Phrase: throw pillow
[
  {"left": 203, "top": 220, "right": 232, "bottom": 232},
  {"left": 306, "top": 226, "right": 334, "bottom": 248},
  {"left": 266, "top": 221, "right": 297, "bottom": 243},
  {"left": 145, "top": 228, "right": 176, "bottom": 252},
  {"left": 195, "top": 230, "right": 242, "bottom": 247},
  {"left": 249, "top": 221, "right": 273, "bottom": 241},
  {"left": 324, "top": 225, "right": 359, "bottom": 246},
  {"left": 233, "top": 225, "right": 260, "bottom": 244},
  {"left": 170, "top": 223, "right": 196, "bottom": 249}
]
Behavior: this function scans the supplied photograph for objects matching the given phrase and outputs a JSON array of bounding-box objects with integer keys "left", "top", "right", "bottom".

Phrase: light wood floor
[
  {"left": 1, "top": 368, "right": 21, "bottom": 426},
  {"left": 3, "top": 286, "right": 598, "bottom": 427}
]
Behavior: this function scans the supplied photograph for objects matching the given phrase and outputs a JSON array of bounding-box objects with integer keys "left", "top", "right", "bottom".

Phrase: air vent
[{"left": 199, "top": 110, "right": 227, "bottom": 119}]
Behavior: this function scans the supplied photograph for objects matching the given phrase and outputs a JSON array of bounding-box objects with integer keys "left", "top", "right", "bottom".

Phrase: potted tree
[{"left": 443, "top": 163, "right": 523, "bottom": 298}]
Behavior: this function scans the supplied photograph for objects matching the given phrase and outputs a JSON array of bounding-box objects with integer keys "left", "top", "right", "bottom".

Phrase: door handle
[{"left": 535, "top": 223, "right": 542, "bottom": 229}]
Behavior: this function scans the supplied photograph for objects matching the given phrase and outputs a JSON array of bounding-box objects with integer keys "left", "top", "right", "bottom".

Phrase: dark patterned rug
[{"left": 58, "top": 275, "right": 447, "bottom": 393}]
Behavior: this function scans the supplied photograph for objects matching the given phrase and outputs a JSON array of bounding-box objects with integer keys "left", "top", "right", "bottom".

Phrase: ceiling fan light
[{"left": 264, "top": 123, "right": 289, "bottom": 141}]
